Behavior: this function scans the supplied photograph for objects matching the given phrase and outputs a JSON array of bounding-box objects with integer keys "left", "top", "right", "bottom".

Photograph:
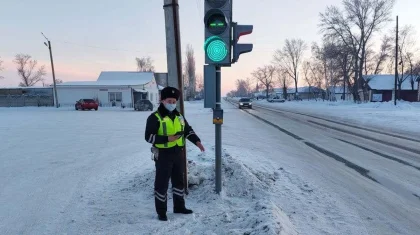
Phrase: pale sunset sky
[{"left": 0, "top": 0, "right": 419, "bottom": 95}]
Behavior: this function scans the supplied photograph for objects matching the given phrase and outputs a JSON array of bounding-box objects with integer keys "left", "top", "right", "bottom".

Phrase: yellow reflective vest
[{"left": 154, "top": 112, "right": 185, "bottom": 148}]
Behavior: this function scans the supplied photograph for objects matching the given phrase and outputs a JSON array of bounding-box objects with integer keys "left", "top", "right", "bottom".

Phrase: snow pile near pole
[{"left": 74, "top": 145, "right": 298, "bottom": 235}]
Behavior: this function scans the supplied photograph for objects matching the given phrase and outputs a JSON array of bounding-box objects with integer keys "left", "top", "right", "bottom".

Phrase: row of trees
[
  {"left": 229, "top": 0, "right": 420, "bottom": 101},
  {"left": 0, "top": 54, "right": 63, "bottom": 87},
  {"left": 1, "top": 43, "right": 202, "bottom": 92},
  {"left": 136, "top": 43, "right": 203, "bottom": 100}
]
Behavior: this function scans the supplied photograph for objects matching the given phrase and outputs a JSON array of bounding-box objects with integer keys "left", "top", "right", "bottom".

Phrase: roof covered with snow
[
  {"left": 97, "top": 71, "right": 154, "bottom": 83},
  {"left": 57, "top": 80, "right": 148, "bottom": 86},
  {"left": 364, "top": 74, "right": 419, "bottom": 90},
  {"left": 57, "top": 71, "right": 155, "bottom": 87}
]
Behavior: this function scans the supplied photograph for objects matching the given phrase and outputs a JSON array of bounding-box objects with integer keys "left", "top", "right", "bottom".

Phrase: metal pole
[
  {"left": 163, "top": 0, "right": 188, "bottom": 194},
  {"left": 171, "top": 0, "right": 188, "bottom": 195},
  {"left": 215, "top": 66, "right": 222, "bottom": 194},
  {"left": 394, "top": 15, "right": 398, "bottom": 106},
  {"left": 42, "top": 33, "right": 59, "bottom": 108},
  {"left": 48, "top": 41, "right": 59, "bottom": 108},
  {"left": 171, "top": 0, "right": 184, "bottom": 115}
]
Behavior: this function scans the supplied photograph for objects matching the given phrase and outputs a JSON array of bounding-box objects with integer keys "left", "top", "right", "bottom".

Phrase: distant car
[
  {"left": 238, "top": 98, "right": 252, "bottom": 109},
  {"left": 134, "top": 99, "right": 153, "bottom": 111},
  {"left": 75, "top": 99, "right": 98, "bottom": 111},
  {"left": 268, "top": 96, "right": 285, "bottom": 103}
]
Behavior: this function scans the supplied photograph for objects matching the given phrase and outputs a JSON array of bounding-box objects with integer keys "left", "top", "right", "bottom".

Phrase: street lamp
[{"left": 41, "top": 32, "right": 59, "bottom": 108}]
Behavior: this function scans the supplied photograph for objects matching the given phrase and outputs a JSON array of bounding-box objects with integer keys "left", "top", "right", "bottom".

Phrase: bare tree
[
  {"left": 412, "top": 61, "right": 420, "bottom": 84},
  {"left": 182, "top": 71, "right": 189, "bottom": 90},
  {"left": 391, "top": 25, "right": 418, "bottom": 97},
  {"left": 406, "top": 54, "right": 418, "bottom": 90},
  {"left": 371, "top": 35, "right": 393, "bottom": 75},
  {"left": 235, "top": 79, "right": 251, "bottom": 97},
  {"left": 196, "top": 74, "right": 203, "bottom": 93},
  {"left": 184, "top": 44, "right": 196, "bottom": 100},
  {"left": 275, "top": 68, "right": 292, "bottom": 99},
  {"left": 311, "top": 42, "right": 342, "bottom": 100},
  {"left": 0, "top": 57, "right": 4, "bottom": 79},
  {"left": 274, "top": 39, "right": 307, "bottom": 96},
  {"left": 135, "top": 56, "right": 155, "bottom": 72},
  {"left": 252, "top": 65, "right": 276, "bottom": 99},
  {"left": 320, "top": 0, "right": 395, "bottom": 101},
  {"left": 14, "top": 54, "right": 46, "bottom": 87},
  {"left": 302, "top": 61, "right": 317, "bottom": 100}
]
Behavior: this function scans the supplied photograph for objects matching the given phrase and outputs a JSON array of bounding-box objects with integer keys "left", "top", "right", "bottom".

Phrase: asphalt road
[{"left": 229, "top": 99, "right": 420, "bottom": 235}]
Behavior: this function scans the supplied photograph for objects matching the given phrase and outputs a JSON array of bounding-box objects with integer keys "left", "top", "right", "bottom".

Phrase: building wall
[
  {"left": 399, "top": 90, "right": 418, "bottom": 102},
  {"left": 57, "top": 87, "right": 99, "bottom": 106},
  {"left": 57, "top": 86, "right": 132, "bottom": 107},
  {"left": 97, "top": 87, "right": 132, "bottom": 107},
  {"left": 0, "top": 88, "right": 54, "bottom": 107},
  {"left": 131, "top": 78, "right": 159, "bottom": 108}
]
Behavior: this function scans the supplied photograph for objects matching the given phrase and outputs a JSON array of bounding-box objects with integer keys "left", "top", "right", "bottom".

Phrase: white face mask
[{"left": 164, "top": 103, "right": 177, "bottom": 112}]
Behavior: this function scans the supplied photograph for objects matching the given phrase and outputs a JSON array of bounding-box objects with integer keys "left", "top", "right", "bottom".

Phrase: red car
[{"left": 75, "top": 99, "right": 98, "bottom": 111}]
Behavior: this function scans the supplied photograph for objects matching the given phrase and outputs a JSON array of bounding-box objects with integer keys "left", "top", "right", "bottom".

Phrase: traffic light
[
  {"left": 204, "top": 0, "right": 232, "bottom": 66},
  {"left": 232, "top": 22, "right": 253, "bottom": 63}
]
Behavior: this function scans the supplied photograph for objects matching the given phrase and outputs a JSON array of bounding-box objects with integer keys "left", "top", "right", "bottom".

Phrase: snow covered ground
[
  {"left": 1, "top": 103, "right": 299, "bottom": 235},
  {"left": 1, "top": 101, "right": 419, "bottom": 235},
  {"left": 240, "top": 98, "right": 420, "bottom": 136}
]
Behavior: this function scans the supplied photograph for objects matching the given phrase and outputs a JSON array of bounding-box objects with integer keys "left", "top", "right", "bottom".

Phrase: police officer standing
[{"left": 145, "top": 86, "right": 205, "bottom": 221}]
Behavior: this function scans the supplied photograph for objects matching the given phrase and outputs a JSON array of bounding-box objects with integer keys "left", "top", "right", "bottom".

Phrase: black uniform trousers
[{"left": 154, "top": 147, "right": 185, "bottom": 215}]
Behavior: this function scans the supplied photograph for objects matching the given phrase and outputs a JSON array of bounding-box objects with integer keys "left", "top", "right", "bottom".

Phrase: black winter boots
[
  {"left": 174, "top": 208, "right": 193, "bottom": 214},
  {"left": 158, "top": 213, "right": 168, "bottom": 221}
]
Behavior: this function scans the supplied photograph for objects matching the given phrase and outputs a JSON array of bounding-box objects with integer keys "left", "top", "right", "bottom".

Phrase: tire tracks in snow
[
  {"left": 228, "top": 99, "right": 420, "bottom": 204},
  {"left": 250, "top": 102, "right": 420, "bottom": 143},
  {"left": 240, "top": 106, "right": 380, "bottom": 184}
]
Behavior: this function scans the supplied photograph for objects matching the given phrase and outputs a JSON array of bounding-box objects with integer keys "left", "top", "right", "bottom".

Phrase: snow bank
[{"left": 73, "top": 145, "right": 297, "bottom": 235}]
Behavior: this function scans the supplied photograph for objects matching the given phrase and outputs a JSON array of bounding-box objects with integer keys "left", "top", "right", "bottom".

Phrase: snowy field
[
  {"left": 1, "top": 101, "right": 418, "bottom": 234},
  {"left": 238, "top": 98, "right": 420, "bottom": 136}
]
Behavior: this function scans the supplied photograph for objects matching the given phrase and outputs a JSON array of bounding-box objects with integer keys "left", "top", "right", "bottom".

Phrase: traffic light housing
[
  {"left": 204, "top": 0, "right": 232, "bottom": 66},
  {"left": 232, "top": 22, "right": 253, "bottom": 63}
]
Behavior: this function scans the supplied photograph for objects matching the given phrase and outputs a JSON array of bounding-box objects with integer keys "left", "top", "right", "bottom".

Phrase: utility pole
[
  {"left": 394, "top": 16, "right": 398, "bottom": 106},
  {"left": 41, "top": 32, "right": 59, "bottom": 108},
  {"left": 163, "top": 0, "right": 189, "bottom": 194}
]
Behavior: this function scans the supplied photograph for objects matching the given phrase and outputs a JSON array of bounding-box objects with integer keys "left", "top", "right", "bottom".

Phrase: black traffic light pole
[
  {"left": 215, "top": 66, "right": 222, "bottom": 193},
  {"left": 204, "top": 0, "right": 252, "bottom": 194}
]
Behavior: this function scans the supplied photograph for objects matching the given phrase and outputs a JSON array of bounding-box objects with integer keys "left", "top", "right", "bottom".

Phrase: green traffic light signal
[
  {"left": 205, "top": 12, "right": 227, "bottom": 35},
  {"left": 204, "top": 36, "right": 228, "bottom": 62}
]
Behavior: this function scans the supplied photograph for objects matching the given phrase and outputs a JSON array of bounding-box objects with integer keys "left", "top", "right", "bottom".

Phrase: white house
[
  {"left": 56, "top": 71, "right": 160, "bottom": 108},
  {"left": 327, "top": 86, "right": 354, "bottom": 101}
]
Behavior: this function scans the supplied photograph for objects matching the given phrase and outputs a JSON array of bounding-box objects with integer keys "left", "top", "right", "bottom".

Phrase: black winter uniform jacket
[{"left": 145, "top": 104, "right": 201, "bottom": 153}]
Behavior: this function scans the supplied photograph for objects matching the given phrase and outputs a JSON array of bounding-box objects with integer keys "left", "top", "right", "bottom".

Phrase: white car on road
[{"left": 267, "top": 96, "right": 285, "bottom": 103}]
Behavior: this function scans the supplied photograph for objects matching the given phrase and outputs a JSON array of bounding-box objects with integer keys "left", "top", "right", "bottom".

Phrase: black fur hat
[{"left": 160, "top": 86, "right": 180, "bottom": 100}]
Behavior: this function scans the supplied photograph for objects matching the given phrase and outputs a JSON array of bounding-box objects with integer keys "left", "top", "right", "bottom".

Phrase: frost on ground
[
  {"left": 67, "top": 145, "right": 297, "bottom": 235},
  {"left": 246, "top": 99, "right": 420, "bottom": 135}
]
